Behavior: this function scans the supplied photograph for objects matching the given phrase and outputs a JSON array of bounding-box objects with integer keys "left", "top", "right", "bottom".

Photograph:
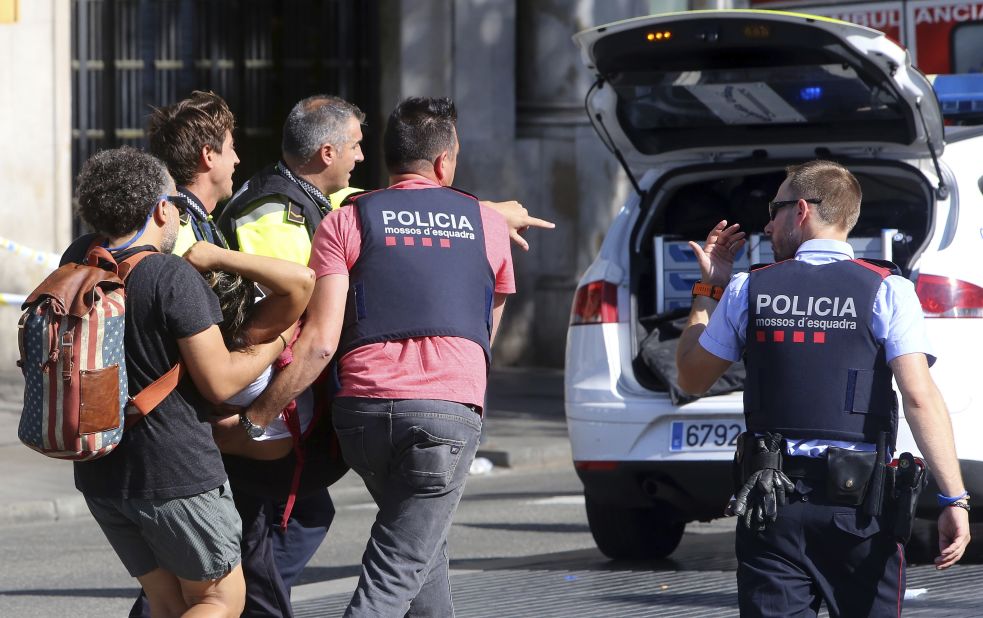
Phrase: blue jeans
[{"left": 333, "top": 397, "right": 482, "bottom": 618}]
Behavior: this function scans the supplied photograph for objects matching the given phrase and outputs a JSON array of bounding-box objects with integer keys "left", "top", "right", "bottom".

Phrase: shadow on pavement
[
  {"left": 0, "top": 587, "right": 137, "bottom": 599},
  {"left": 457, "top": 522, "right": 591, "bottom": 534},
  {"left": 295, "top": 564, "right": 361, "bottom": 587}
]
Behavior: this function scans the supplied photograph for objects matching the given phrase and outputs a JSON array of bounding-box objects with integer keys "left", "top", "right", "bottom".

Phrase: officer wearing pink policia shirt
[{"left": 240, "top": 96, "right": 514, "bottom": 616}]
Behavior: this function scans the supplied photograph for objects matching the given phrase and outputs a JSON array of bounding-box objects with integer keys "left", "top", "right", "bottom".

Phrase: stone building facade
[{"left": 0, "top": 0, "right": 746, "bottom": 373}]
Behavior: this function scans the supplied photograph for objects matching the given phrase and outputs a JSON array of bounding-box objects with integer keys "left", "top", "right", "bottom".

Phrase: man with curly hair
[
  {"left": 147, "top": 90, "right": 239, "bottom": 255},
  {"left": 62, "top": 146, "right": 288, "bottom": 618}
]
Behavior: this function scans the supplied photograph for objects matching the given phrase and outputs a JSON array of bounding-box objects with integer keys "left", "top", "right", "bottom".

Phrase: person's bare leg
[
  {"left": 179, "top": 563, "right": 246, "bottom": 618},
  {"left": 137, "top": 567, "right": 188, "bottom": 618}
]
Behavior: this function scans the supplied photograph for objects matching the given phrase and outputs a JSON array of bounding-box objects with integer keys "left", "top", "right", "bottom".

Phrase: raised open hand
[{"left": 687, "top": 220, "right": 746, "bottom": 288}]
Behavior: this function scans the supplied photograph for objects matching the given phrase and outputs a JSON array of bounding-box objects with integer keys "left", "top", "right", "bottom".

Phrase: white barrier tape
[
  {"left": 0, "top": 293, "right": 27, "bottom": 307},
  {"left": 0, "top": 236, "right": 61, "bottom": 273}
]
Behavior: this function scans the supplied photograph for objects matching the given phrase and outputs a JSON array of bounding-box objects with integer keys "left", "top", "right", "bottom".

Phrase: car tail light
[
  {"left": 916, "top": 275, "right": 983, "bottom": 317},
  {"left": 570, "top": 280, "right": 618, "bottom": 325}
]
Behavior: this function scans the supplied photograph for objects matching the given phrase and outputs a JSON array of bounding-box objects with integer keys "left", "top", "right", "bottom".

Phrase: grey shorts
[{"left": 85, "top": 481, "right": 242, "bottom": 581}]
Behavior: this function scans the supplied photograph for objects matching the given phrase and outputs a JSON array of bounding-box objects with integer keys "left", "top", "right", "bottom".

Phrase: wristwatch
[
  {"left": 238, "top": 412, "right": 265, "bottom": 439},
  {"left": 692, "top": 281, "right": 725, "bottom": 301}
]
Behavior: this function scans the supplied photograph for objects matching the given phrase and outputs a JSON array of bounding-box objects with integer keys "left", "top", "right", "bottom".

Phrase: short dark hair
[
  {"left": 75, "top": 146, "right": 170, "bottom": 238},
  {"left": 785, "top": 160, "right": 862, "bottom": 231},
  {"left": 147, "top": 91, "right": 234, "bottom": 187},
  {"left": 383, "top": 97, "right": 457, "bottom": 174},
  {"left": 282, "top": 95, "right": 365, "bottom": 162}
]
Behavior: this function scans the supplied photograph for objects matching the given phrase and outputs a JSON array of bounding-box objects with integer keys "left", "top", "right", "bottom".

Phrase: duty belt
[{"left": 783, "top": 455, "right": 827, "bottom": 481}]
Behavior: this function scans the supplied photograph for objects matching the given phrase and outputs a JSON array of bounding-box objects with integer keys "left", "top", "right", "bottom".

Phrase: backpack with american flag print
[{"left": 16, "top": 245, "right": 182, "bottom": 461}]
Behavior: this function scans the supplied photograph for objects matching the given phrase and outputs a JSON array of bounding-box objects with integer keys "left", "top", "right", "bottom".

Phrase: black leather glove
[{"left": 733, "top": 434, "right": 795, "bottom": 531}]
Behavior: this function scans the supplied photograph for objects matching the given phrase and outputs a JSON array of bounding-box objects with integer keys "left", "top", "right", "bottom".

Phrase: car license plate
[{"left": 669, "top": 420, "right": 744, "bottom": 452}]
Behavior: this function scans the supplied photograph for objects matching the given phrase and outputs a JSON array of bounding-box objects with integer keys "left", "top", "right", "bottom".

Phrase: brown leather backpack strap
[
  {"left": 125, "top": 363, "right": 185, "bottom": 428},
  {"left": 86, "top": 243, "right": 116, "bottom": 269},
  {"left": 117, "top": 250, "right": 158, "bottom": 281},
  {"left": 16, "top": 310, "right": 29, "bottom": 369},
  {"left": 24, "top": 263, "right": 125, "bottom": 318}
]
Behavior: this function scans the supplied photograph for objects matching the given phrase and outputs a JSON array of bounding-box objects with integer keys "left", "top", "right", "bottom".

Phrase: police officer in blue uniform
[{"left": 676, "top": 160, "right": 970, "bottom": 617}]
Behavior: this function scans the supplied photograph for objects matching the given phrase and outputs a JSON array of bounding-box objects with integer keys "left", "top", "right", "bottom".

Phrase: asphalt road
[
  {"left": 3, "top": 463, "right": 983, "bottom": 617},
  {"left": 0, "top": 463, "right": 596, "bottom": 617}
]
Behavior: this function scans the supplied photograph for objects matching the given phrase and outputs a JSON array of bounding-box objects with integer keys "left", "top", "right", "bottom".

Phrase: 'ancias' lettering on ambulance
[
  {"left": 755, "top": 294, "right": 857, "bottom": 318},
  {"left": 382, "top": 210, "right": 477, "bottom": 240},
  {"left": 915, "top": 4, "right": 983, "bottom": 24}
]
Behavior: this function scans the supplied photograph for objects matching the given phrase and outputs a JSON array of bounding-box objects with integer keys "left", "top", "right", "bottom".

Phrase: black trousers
[
  {"left": 270, "top": 486, "right": 335, "bottom": 590},
  {"left": 736, "top": 489, "right": 904, "bottom": 617},
  {"left": 232, "top": 489, "right": 296, "bottom": 618}
]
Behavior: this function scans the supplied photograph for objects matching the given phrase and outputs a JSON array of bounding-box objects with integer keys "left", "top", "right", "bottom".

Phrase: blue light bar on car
[
  {"left": 931, "top": 73, "right": 983, "bottom": 119},
  {"left": 799, "top": 86, "right": 822, "bottom": 102}
]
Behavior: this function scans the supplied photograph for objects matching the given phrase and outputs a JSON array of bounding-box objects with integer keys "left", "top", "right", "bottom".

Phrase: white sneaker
[{"left": 469, "top": 457, "right": 493, "bottom": 475}]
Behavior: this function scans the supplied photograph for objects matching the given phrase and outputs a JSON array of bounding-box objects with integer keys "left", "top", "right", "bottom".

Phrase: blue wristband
[{"left": 937, "top": 491, "right": 969, "bottom": 506}]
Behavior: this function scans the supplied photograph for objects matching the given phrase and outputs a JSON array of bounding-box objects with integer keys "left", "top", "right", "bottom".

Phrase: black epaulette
[
  {"left": 447, "top": 186, "right": 480, "bottom": 200},
  {"left": 339, "top": 190, "right": 372, "bottom": 208}
]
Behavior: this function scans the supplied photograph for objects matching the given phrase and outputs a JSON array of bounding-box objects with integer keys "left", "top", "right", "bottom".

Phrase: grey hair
[
  {"left": 76, "top": 146, "right": 170, "bottom": 238},
  {"left": 281, "top": 95, "right": 365, "bottom": 162}
]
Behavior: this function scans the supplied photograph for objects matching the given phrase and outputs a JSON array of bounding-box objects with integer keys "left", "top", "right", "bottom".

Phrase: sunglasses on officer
[{"left": 767, "top": 197, "right": 822, "bottom": 221}]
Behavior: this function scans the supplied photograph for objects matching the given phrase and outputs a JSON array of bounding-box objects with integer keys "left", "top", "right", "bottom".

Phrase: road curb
[
  {"left": 0, "top": 442, "right": 573, "bottom": 526},
  {"left": 0, "top": 494, "right": 90, "bottom": 526},
  {"left": 477, "top": 440, "right": 572, "bottom": 470}
]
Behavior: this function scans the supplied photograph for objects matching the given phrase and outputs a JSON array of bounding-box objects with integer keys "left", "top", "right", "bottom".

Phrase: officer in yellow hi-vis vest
[
  {"left": 219, "top": 93, "right": 555, "bottom": 263},
  {"left": 219, "top": 95, "right": 365, "bottom": 265},
  {"left": 146, "top": 91, "right": 238, "bottom": 256},
  {"left": 216, "top": 95, "right": 366, "bottom": 599}
]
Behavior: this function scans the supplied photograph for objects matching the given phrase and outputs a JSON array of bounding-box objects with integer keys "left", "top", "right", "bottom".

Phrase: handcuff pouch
[{"left": 826, "top": 447, "right": 877, "bottom": 506}]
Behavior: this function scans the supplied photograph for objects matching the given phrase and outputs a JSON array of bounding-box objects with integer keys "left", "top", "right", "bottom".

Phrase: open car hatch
[{"left": 575, "top": 10, "right": 944, "bottom": 166}]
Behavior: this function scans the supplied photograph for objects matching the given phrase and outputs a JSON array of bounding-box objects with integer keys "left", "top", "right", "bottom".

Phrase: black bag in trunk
[{"left": 639, "top": 309, "right": 746, "bottom": 405}]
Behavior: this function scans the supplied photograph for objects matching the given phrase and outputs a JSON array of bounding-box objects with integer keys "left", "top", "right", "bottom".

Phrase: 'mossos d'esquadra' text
[{"left": 755, "top": 294, "right": 859, "bottom": 330}]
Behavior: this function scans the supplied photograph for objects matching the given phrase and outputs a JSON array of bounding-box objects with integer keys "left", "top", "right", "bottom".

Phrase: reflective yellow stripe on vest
[
  {"left": 329, "top": 186, "right": 361, "bottom": 208},
  {"left": 172, "top": 221, "right": 197, "bottom": 257},
  {"left": 236, "top": 212, "right": 313, "bottom": 265},
  {"left": 233, "top": 186, "right": 362, "bottom": 265}
]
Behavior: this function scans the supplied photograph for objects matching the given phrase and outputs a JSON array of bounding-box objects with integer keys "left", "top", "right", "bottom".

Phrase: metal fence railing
[{"left": 71, "top": 0, "right": 380, "bottom": 235}]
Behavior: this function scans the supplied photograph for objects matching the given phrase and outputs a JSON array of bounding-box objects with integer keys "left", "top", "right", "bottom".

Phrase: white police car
[{"left": 566, "top": 9, "right": 983, "bottom": 559}]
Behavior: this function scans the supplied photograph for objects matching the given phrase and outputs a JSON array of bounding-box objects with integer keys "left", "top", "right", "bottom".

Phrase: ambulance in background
[{"left": 751, "top": 0, "right": 983, "bottom": 74}]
